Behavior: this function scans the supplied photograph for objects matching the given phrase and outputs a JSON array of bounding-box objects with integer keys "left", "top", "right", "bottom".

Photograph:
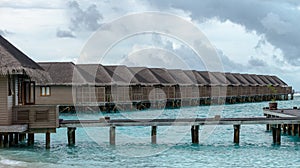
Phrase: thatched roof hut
[
  {"left": 0, "top": 35, "right": 50, "bottom": 82},
  {"left": 225, "top": 73, "right": 242, "bottom": 86},
  {"left": 38, "top": 62, "right": 85, "bottom": 85},
  {"left": 168, "top": 69, "right": 195, "bottom": 86},
  {"left": 149, "top": 68, "right": 177, "bottom": 86},
  {"left": 231, "top": 73, "right": 252, "bottom": 86},
  {"left": 184, "top": 70, "right": 209, "bottom": 86},
  {"left": 270, "top": 76, "right": 287, "bottom": 86},
  {"left": 129, "top": 67, "right": 161, "bottom": 86},
  {"left": 77, "top": 64, "right": 114, "bottom": 85},
  {"left": 104, "top": 65, "right": 139, "bottom": 85}
]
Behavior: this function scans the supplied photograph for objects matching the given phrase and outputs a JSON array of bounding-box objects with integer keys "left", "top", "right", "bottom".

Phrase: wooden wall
[
  {"left": 0, "top": 76, "right": 11, "bottom": 125},
  {"left": 35, "top": 86, "right": 74, "bottom": 105},
  {"left": 12, "top": 105, "right": 58, "bottom": 130}
]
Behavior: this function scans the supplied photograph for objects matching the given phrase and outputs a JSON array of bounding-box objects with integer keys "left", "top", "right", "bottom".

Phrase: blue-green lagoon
[{"left": 1, "top": 96, "right": 300, "bottom": 168}]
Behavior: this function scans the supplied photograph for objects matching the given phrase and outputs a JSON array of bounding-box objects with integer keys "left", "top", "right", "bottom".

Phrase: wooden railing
[{"left": 12, "top": 105, "right": 59, "bottom": 130}]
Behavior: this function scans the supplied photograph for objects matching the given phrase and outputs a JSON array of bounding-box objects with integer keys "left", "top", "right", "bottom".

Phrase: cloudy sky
[{"left": 1, "top": 0, "right": 300, "bottom": 90}]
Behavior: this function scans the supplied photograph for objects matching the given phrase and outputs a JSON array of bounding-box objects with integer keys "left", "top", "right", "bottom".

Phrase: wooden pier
[
  {"left": 263, "top": 107, "right": 300, "bottom": 144},
  {"left": 59, "top": 116, "right": 300, "bottom": 146},
  {"left": 1, "top": 106, "right": 300, "bottom": 149}
]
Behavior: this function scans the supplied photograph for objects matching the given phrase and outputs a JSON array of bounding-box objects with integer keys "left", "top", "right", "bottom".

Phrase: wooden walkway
[
  {"left": 59, "top": 117, "right": 300, "bottom": 127},
  {"left": 59, "top": 116, "right": 300, "bottom": 146}
]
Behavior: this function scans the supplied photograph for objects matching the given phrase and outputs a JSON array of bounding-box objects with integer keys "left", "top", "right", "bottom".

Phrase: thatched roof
[
  {"left": 270, "top": 76, "right": 287, "bottom": 86},
  {"left": 231, "top": 73, "right": 252, "bottom": 86},
  {"left": 38, "top": 62, "right": 86, "bottom": 85},
  {"left": 149, "top": 68, "right": 177, "bottom": 86},
  {"left": 210, "top": 72, "right": 227, "bottom": 86},
  {"left": 225, "top": 73, "right": 242, "bottom": 86},
  {"left": 0, "top": 35, "right": 50, "bottom": 83},
  {"left": 184, "top": 70, "right": 209, "bottom": 86},
  {"left": 168, "top": 69, "right": 195, "bottom": 85},
  {"left": 77, "top": 64, "right": 112, "bottom": 85},
  {"left": 104, "top": 65, "right": 139, "bottom": 85},
  {"left": 128, "top": 67, "right": 161, "bottom": 86},
  {"left": 36, "top": 61, "right": 289, "bottom": 88}
]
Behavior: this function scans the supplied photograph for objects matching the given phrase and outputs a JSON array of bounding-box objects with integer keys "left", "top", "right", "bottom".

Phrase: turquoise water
[{"left": 1, "top": 96, "right": 300, "bottom": 168}]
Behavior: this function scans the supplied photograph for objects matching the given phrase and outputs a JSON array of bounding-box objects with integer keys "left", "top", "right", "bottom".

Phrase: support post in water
[
  {"left": 14, "top": 133, "right": 19, "bottom": 145},
  {"left": 191, "top": 125, "right": 199, "bottom": 144},
  {"left": 272, "top": 124, "right": 281, "bottom": 145},
  {"left": 0, "top": 134, "right": 3, "bottom": 148},
  {"left": 151, "top": 126, "right": 157, "bottom": 144},
  {"left": 67, "top": 127, "right": 76, "bottom": 146},
  {"left": 19, "top": 133, "right": 26, "bottom": 142},
  {"left": 298, "top": 124, "right": 300, "bottom": 138},
  {"left": 46, "top": 132, "right": 51, "bottom": 149},
  {"left": 3, "top": 134, "right": 9, "bottom": 148},
  {"left": 110, "top": 126, "right": 116, "bottom": 145},
  {"left": 27, "top": 133, "right": 35, "bottom": 146},
  {"left": 292, "top": 124, "right": 297, "bottom": 136},
  {"left": 233, "top": 125, "right": 240, "bottom": 144}
]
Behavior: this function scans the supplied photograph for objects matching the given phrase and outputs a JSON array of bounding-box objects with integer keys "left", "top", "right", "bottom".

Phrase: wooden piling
[
  {"left": 46, "top": 132, "right": 51, "bottom": 149},
  {"left": 14, "top": 133, "right": 19, "bottom": 145},
  {"left": 265, "top": 114, "right": 270, "bottom": 131},
  {"left": 27, "top": 133, "right": 34, "bottom": 146},
  {"left": 191, "top": 125, "right": 199, "bottom": 144},
  {"left": 3, "top": 134, "right": 9, "bottom": 148},
  {"left": 233, "top": 125, "right": 240, "bottom": 144},
  {"left": 298, "top": 124, "right": 300, "bottom": 137},
  {"left": 19, "top": 133, "right": 26, "bottom": 142},
  {"left": 67, "top": 127, "right": 76, "bottom": 146},
  {"left": 151, "top": 126, "right": 157, "bottom": 144},
  {"left": 292, "top": 124, "right": 297, "bottom": 136},
  {"left": 0, "top": 134, "right": 3, "bottom": 148},
  {"left": 276, "top": 125, "right": 281, "bottom": 145},
  {"left": 283, "top": 124, "right": 287, "bottom": 134},
  {"left": 272, "top": 124, "right": 281, "bottom": 145},
  {"left": 287, "top": 124, "right": 292, "bottom": 135},
  {"left": 9, "top": 133, "right": 14, "bottom": 146},
  {"left": 110, "top": 126, "right": 116, "bottom": 145}
]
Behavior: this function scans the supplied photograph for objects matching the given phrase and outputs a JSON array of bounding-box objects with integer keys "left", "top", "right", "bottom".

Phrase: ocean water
[{"left": 1, "top": 96, "right": 300, "bottom": 168}]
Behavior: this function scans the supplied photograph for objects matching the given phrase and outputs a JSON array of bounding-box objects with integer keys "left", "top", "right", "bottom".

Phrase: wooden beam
[
  {"left": 110, "top": 126, "right": 116, "bottom": 145},
  {"left": 67, "top": 127, "right": 76, "bottom": 146},
  {"left": 27, "top": 133, "right": 34, "bottom": 146},
  {"left": 282, "top": 124, "right": 287, "bottom": 134},
  {"left": 276, "top": 124, "right": 281, "bottom": 145},
  {"left": 19, "top": 133, "right": 26, "bottom": 142},
  {"left": 151, "top": 126, "right": 157, "bottom": 144},
  {"left": 46, "top": 132, "right": 50, "bottom": 149},
  {"left": 272, "top": 124, "right": 281, "bottom": 145},
  {"left": 14, "top": 133, "right": 19, "bottom": 145},
  {"left": 191, "top": 125, "right": 199, "bottom": 144},
  {"left": 287, "top": 124, "right": 292, "bottom": 135},
  {"left": 233, "top": 125, "right": 240, "bottom": 144},
  {"left": 298, "top": 124, "right": 300, "bottom": 137},
  {"left": 4, "top": 134, "right": 9, "bottom": 148},
  {"left": 9, "top": 133, "right": 14, "bottom": 146},
  {"left": 292, "top": 124, "right": 297, "bottom": 136},
  {"left": 0, "top": 134, "right": 3, "bottom": 148}
]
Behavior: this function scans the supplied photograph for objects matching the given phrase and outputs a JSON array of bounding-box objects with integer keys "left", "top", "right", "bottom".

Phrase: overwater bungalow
[{"left": 0, "top": 35, "right": 58, "bottom": 147}]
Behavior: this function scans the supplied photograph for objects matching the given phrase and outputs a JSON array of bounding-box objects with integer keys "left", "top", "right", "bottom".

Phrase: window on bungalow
[{"left": 40, "top": 86, "right": 51, "bottom": 96}]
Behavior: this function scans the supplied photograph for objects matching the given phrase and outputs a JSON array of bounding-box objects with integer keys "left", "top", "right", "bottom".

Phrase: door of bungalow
[{"left": 18, "top": 78, "right": 35, "bottom": 105}]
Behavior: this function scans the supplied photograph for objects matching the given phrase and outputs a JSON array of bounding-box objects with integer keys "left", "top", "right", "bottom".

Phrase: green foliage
[{"left": 267, "top": 84, "right": 277, "bottom": 102}]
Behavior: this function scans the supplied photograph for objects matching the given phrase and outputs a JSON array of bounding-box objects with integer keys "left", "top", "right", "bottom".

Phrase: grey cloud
[
  {"left": 56, "top": 29, "right": 75, "bottom": 38},
  {"left": 149, "top": 0, "right": 300, "bottom": 66},
  {"left": 217, "top": 50, "right": 246, "bottom": 72},
  {"left": 248, "top": 57, "right": 266, "bottom": 67},
  {"left": 67, "top": 1, "right": 103, "bottom": 31}
]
